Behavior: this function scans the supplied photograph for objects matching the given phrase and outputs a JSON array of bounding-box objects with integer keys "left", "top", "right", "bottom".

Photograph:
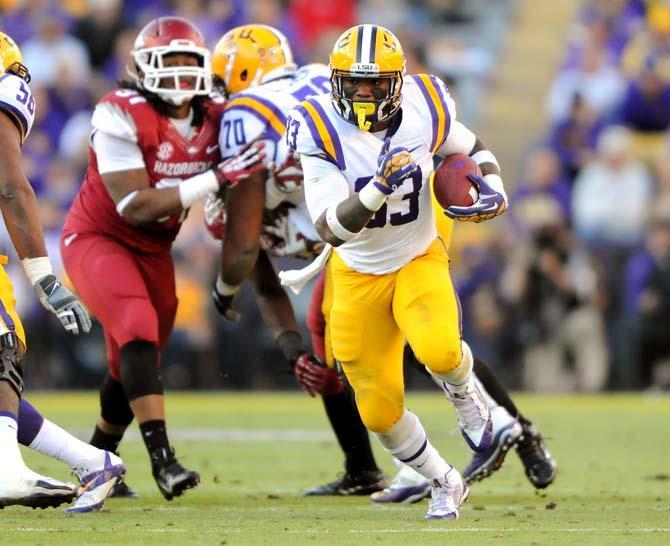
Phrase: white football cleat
[
  {"left": 370, "top": 462, "right": 431, "bottom": 504},
  {"left": 0, "top": 465, "right": 77, "bottom": 509},
  {"left": 66, "top": 451, "right": 126, "bottom": 513},
  {"left": 443, "top": 376, "right": 493, "bottom": 452},
  {"left": 425, "top": 467, "right": 469, "bottom": 520}
]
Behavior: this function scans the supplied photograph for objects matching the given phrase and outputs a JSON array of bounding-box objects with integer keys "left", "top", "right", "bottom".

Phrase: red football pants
[
  {"left": 307, "top": 270, "right": 327, "bottom": 361},
  {"left": 60, "top": 234, "right": 178, "bottom": 380}
]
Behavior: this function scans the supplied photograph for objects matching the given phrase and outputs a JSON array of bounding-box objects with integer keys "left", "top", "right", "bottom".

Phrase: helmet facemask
[
  {"left": 331, "top": 70, "right": 403, "bottom": 131},
  {"left": 131, "top": 42, "right": 212, "bottom": 106}
]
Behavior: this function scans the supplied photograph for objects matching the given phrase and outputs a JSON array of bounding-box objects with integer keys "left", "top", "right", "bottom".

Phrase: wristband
[
  {"left": 21, "top": 256, "right": 53, "bottom": 286},
  {"left": 326, "top": 206, "right": 357, "bottom": 242},
  {"left": 359, "top": 180, "right": 389, "bottom": 211},
  {"left": 179, "top": 170, "right": 219, "bottom": 209},
  {"left": 215, "top": 275, "right": 240, "bottom": 296}
]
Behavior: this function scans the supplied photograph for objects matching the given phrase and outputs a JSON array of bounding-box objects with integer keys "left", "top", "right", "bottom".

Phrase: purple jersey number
[
  {"left": 15, "top": 81, "right": 35, "bottom": 115},
  {"left": 354, "top": 167, "right": 423, "bottom": 229}
]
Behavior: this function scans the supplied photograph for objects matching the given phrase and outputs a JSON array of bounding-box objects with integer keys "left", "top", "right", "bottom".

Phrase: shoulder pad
[
  {"left": 405, "top": 74, "right": 456, "bottom": 154},
  {"left": 0, "top": 73, "right": 35, "bottom": 143},
  {"left": 289, "top": 97, "right": 346, "bottom": 170},
  {"left": 92, "top": 89, "right": 152, "bottom": 142},
  {"left": 224, "top": 91, "right": 287, "bottom": 141}
]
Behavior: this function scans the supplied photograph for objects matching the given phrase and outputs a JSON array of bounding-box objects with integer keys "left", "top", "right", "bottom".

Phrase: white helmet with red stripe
[{"left": 130, "top": 16, "right": 212, "bottom": 106}]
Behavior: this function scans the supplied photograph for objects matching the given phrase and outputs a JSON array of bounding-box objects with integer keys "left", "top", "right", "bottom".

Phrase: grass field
[{"left": 1, "top": 392, "right": 668, "bottom": 546}]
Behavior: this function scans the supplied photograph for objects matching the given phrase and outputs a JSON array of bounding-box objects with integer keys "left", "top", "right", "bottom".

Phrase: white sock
[
  {"left": 29, "top": 419, "right": 101, "bottom": 471},
  {"left": 0, "top": 414, "right": 25, "bottom": 467},
  {"left": 376, "top": 410, "right": 451, "bottom": 481},
  {"left": 428, "top": 341, "right": 474, "bottom": 396}
]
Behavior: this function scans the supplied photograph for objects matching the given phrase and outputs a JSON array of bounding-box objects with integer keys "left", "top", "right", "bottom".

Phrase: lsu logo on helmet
[
  {"left": 211, "top": 24, "right": 296, "bottom": 97},
  {"left": 329, "top": 25, "right": 405, "bottom": 130},
  {"left": 0, "top": 32, "right": 30, "bottom": 82}
]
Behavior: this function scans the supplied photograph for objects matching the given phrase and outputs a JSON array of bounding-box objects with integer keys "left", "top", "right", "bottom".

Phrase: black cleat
[
  {"left": 302, "top": 470, "right": 387, "bottom": 496},
  {"left": 150, "top": 447, "right": 200, "bottom": 501},
  {"left": 515, "top": 423, "right": 557, "bottom": 489},
  {"left": 109, "top": 480, "right": 139, "bottom": 499}
]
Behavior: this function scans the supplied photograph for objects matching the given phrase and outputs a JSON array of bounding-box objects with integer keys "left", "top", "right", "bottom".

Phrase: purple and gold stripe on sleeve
[
  {"left": 0, "top": 100, "right": 28, "bottom": 144},
  {"left": 224, "top": 95, "right": 287, "bottom": 140},
  {"left": 410, "top": 74, "right": 452, "bottom": 154},
  {"left": 295, "top": 98, "right": 346, "bottom": 170}
]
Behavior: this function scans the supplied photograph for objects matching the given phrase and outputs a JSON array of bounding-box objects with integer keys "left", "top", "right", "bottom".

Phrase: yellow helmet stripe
[
  {"left": 412, "top": 74, "right": 451, "bottom": 154},
  {"left": 225, "top": 96, "right": 287, "bottom": 138},
  {"left": 295, "top": 99, "right": 346, "bottom": 169}
]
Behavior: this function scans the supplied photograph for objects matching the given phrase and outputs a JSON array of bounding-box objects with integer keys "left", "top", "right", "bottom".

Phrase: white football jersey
[
  {"left": 219, "top": 64, "right": 332, "bottom": 245},
  {"left": 288, "top": 74, "right": 456, "bottom": 274},
  {"left": 0, "top": 73, "right": 36, "bottom": 144}
]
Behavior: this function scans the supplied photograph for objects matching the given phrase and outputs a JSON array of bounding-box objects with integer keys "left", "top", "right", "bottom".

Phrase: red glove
[
  {"left": 214, "top": 140, "right": 266, "bottom": 188},
  {"left": 294, "top": 352, "right": 344, "bottom": 397},
  {"left": 204, "top": 194, "right": 226, "bottom": 240}
]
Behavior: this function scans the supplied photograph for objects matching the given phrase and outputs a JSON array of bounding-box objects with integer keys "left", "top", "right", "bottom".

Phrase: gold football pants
[{"left": 326, "top": 238, "right": 462, "bottom": 433}]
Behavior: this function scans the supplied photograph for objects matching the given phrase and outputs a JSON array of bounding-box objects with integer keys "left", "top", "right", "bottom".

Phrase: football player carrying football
[
  {"left": 206, "top": 24, "right": 556, "bottom": 504},
  {"left": 60, "top": 16, "right": 264, "bottom": 501},
  {"left": 0, "top": 31, "right": 127, "bottom": 511},
  {"left": 286, "top": 24, "right": 511, "bottom": 520}
]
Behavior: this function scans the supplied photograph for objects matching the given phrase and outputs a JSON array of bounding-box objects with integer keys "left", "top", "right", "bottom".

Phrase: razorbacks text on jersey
[
  {"left": 63, "top": 89, "right": 224, "bottom": 254},
  {"left": 218, "top": 63, "right": 332, "bottom": 248},
  {"left": 287, "top": 74, "right": 456, "bottom": 274},
  {"left": 0, "top": 72, "right": 35, "bottom": 145}
]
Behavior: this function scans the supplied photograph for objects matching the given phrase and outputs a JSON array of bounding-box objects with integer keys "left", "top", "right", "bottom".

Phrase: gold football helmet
[
  {"left": 329, "top": 24, "right": 405, "bottom": 130},
  {"left": 0, "top": 32, "right": 30, "bottom": 82},
  {"left": 212, "top": 24, "right": 296, "bottom": 97}
]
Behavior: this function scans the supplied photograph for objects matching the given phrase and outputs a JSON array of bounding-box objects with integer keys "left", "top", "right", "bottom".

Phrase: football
[{"left": 433, "top": 153, "right": 481, "bottom": 209}]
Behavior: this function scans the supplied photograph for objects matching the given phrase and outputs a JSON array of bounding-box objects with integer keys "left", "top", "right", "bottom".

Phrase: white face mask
[{"left": 131, "top": 42, "right": 212, "bottom": 105}]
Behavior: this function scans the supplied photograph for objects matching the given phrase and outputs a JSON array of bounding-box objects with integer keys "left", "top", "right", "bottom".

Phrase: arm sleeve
[
  {"left": 0, "top": 75, "right": 35, "bottom": 143},
  {"left": 301, "top": 153, "right": 350, "bottom": 223},
  {"left": 436, "top": 120, "right": 477, "bottom": 157},
  {"left": 93, "top": 130, "right": 145, "bottom": 174}
]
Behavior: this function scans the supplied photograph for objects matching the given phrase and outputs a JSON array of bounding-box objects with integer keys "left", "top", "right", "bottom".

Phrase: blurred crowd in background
[{"left": 0, "top": 0, "right": 668, "bottom": 393}]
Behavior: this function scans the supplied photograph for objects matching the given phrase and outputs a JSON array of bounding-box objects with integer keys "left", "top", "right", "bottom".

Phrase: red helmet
[{"left": 130, "top": 16, "right": 212, "bottom": 105}]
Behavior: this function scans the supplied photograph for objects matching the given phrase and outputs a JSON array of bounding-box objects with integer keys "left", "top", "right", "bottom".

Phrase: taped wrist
[
  {"left": 276, "top": 330, "right": 305, "bottom": 365},
  {"left": 0, "top": 332, "right": 22, "bottom": 396},
  {"left": 178, "top": 170, "right": 219, "bottom": 209},
  {"left": 21, "top": 257, "right": 53, "bottom": 286},
  {"left": 359, "top": 180, "right": 390, "bottom": 211},
  {"left": 119, "top": 340, "right": 163, "bottom": 401},
  {"left": 100, "top": 373, "right": 135, "bottom": 427}
]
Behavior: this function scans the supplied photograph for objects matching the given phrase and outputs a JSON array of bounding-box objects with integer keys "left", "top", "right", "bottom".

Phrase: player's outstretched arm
[
  {"left": 102, "top": 137, "right": 265, "bottom": 226},
  {"left": 308, "top": 139, "right": 417, "bottom": 246},
  {"left": 0, "top": 114, "right": 91, "bottom": 335}
]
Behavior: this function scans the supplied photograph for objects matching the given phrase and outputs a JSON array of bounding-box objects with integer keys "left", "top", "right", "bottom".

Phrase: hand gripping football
[{"left": 433, "top": 153, "right": 481, "bottom": 209}]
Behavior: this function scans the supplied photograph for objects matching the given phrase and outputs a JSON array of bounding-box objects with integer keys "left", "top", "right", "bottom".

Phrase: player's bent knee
[
  {"left": 0, "top": 332, "right": 23, "bottom": 396},
  {"left": 100, "top": 373, "right": 134, "bottom": 426},
  {"left": 411, "top": 328, "right": 462, "bottom": 375},
  {"left": 356, "top": 388, "right": 403, "bottom": 433},
  {"left": 119, "top": 340, "right": 162, "bottom": 401}
]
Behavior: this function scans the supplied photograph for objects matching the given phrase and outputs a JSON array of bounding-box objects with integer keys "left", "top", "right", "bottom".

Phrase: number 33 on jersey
[{"left": 286, "top": 73, "right": 456, "bottom": 274}]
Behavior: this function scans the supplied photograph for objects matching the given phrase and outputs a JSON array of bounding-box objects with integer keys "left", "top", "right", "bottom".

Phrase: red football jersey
[{"left": 64, "top": 89, "right": 224, "bottom": 253}]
